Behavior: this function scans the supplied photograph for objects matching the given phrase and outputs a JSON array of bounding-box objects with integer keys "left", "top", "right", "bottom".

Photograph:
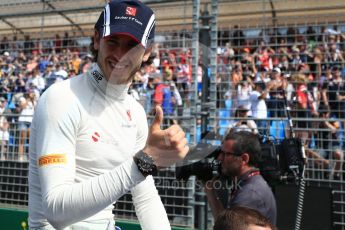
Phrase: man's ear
[
  {"left": 142, "top": 45, "right": 153, "bottom": 62},
  {"left": 241, "top": 153, "right": 250, "bottom": 165},
  {"left": 94, "top": 30, "right": 100, "bottom": 51}
]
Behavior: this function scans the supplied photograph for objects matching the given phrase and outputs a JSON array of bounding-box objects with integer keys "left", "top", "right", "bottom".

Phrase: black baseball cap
[
  {"left": 332, "top": 65, "right": 341, "bottom": 71},
  {"left": 95, "top": 0, "right": 155, "bottom": 48},
  {"left": 255, "top": 81, "right": 266, "bottom": 90}
]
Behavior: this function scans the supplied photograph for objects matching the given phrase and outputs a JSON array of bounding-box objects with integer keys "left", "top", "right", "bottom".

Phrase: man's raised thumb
[{"left": 151, "top": 105, "right": 164, "bottom": 131}]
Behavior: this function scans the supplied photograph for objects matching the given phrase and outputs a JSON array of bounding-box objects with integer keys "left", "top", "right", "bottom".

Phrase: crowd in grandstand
[
  {"left": 215, "top": 25, "right": 345, "bottom": 179},
  {"left": 0, "top": 25, "right": 345, "bottom": 177}
]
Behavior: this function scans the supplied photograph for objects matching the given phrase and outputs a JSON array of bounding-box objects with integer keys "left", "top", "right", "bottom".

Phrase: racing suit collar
[{"left": 88, "top": 63, "right": 130, "bottom": 100}]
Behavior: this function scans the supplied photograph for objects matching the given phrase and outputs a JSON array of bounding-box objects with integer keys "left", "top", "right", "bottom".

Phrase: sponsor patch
[
  {"left": 38, "top": 154, "right": 67, "bottom": 167},
  {"left": 91, "top": 70, "right": 103, "bottom": 83}
]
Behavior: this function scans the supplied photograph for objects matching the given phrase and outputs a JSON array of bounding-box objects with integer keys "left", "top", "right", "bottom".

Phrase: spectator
[
  {"left": 291, "top": 73, "right": 317, "bottom": 145},
  {"left": 27, "top": 69, "right": 45, "bottom": 93},
  {"left": 0, "top": 97, "right": 10, "bottom": 160},
  {"left": 267, "top": 67, "right": 287, "bottom": 117},
  {"left": 228, "top": 106, "right": 258, "bottom": 134},
  {"left": 153, "top": 71, "right": 181, "bottom": 125},
  {"left": 291, "top": 46, "right": 303, "bottom": 71},
  {"left": 70, "top": 52, "right": 81, "bottom": 74},
  {"left": 38, "top": 55, "right": 50, "bottom": 73},
  {"left": 26, "top": 56, "right": 38, "bottom": 72},
  {"left": 0, "top": 71, "right": 12, "bottom": 93},
  {"left": 236, "top": 77, "right": 252, "bottom": 111},
  {"left": 254, "top": 41, "right": 274, "bottom": 70},
  {"left": 53, "top": 63, "right": 68, "bottom": 79},
  {"left": 68, "top": 69, "right": 77, "bottom": 78},
  {"left": 14, "top": 72, "right": 26, "bottom": 93},
  {"left": 176, "top": 54, "right": 190, "bottom": 116},
  {"left": 80, "top": 54, "right": 93, "bottom": 73},
  {"left": 317, "top": 104, "right": 343, "bottom": 180},
  {"left": 312, "top": 47, "right": 324, "bottom": 82},
  {"left": 250, "top": 81, "right": 270, "bottom": 135},
  {"left": 0, "top": 115, "right": 9, "bottom": 161},
  {"left": 321, "top": 65, "right": 345, "bottom": 119},
  {"left": 17, "top": 94, "right": 35, "bottom": 161}
]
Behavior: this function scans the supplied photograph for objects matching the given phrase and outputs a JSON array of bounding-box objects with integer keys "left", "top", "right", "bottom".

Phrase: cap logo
[{"left": 126, "top": 6, "right": 137, "bottom": 16}]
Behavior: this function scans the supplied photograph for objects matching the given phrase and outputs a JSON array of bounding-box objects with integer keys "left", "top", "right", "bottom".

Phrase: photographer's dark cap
[{"left": 95, "top": 0, "right": 155, "bottom": 48}]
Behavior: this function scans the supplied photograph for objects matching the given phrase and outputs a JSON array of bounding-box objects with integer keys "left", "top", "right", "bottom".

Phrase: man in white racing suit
[{"left": 28, "top": 1, "right": 189, "bottom": 229}]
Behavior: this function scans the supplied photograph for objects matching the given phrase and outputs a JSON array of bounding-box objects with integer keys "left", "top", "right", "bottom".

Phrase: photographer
[{"left": 204, "top": 131, "right": 277, "bottom": 225}]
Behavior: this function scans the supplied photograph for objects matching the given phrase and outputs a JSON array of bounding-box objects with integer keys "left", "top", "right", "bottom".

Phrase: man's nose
[{"left": 113, "top": 47, "right": 130, "bottom": 61}]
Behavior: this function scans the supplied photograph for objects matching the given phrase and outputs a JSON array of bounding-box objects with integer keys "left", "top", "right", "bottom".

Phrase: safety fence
[{"left": 0, "top": 9, "right": 345, "bottom": 229}]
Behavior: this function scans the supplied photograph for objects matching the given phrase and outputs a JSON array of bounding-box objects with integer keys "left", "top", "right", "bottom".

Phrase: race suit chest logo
[
  {"left": 91, "top": 131, "right": 119, "bottom": 146},
  {"left": 126, "top": 110, "right": 132, "bottom": 121},
  {"left": 122, "top": 110, "right": 136, "bottom": 128},
  {"left": 92, "top": 132, "right": 100, "bottom": 142},
  {"left": 92, "top": 70, "right": 103, "bottom": 83}
]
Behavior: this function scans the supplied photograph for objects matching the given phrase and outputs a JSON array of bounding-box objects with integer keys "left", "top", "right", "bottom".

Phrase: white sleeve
[
  {"left": 131, "top": 104, "right": 171, "bottom": 230},
  {"left": 248, "top": 120, "right": 259, "bottom": 134},
  {"left": 249, "top": 91, "right": 259, "bottom": 103},
  {"left": 131, "top": 176, "right": 171, "bottom": 230},
  {"left": 33, "top": 86, "right": 145, "bottom": 230},
  {"left": 173, "top": 85, "right": 183, "bottom": 106}
]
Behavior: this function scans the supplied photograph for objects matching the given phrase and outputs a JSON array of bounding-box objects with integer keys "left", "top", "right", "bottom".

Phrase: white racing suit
[{"left": 28, "top": 63, "right": 170, "bottom": 230}]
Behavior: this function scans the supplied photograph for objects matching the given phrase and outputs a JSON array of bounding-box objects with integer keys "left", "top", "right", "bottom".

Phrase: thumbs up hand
[{"left": 143, "top": 106, "right": 189, "bottom": 168}]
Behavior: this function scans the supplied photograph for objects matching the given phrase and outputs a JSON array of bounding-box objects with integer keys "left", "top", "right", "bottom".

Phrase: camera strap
[{"left": 246, "top": 170, "right": 260, "bottom": 178}]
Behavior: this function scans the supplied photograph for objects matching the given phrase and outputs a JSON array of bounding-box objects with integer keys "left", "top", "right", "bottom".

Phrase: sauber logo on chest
[
  {"left": 92, "top": 132, "right": 100, "bottom": 142},
  {"left": 92, "top": 70, "right": 103, "bottom": 83},
  {"left": 125, "top": 6, "right": 137, "bottom": 16},
  {"left": 91, "top": 131, "right": 119, "bottom": 146}
]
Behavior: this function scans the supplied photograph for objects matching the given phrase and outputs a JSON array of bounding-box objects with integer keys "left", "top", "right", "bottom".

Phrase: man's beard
[{"left": 222, "top": 164, "right": 241, "bottom": 178}]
